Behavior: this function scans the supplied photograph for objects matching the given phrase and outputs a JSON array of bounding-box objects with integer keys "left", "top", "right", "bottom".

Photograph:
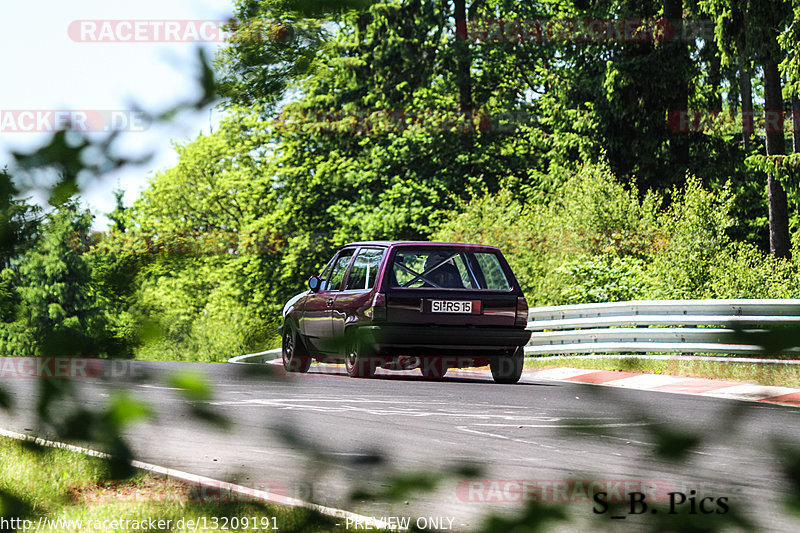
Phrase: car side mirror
[{"left": 308, "top": 275, "right": 322, "bottom": 292}]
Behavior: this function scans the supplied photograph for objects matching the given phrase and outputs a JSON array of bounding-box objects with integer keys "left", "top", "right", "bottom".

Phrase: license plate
[{"left": 431, "top": 300, "right": 473, "bottom": 314}]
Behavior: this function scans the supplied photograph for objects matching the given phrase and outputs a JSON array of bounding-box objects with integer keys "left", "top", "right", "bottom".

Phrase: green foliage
[
  {"left": 557, "top": 255, "right": 651, "bottom": 305},
  {"left": 745, "top": 153, "right": 800, "bottom": 197},
  {"left": 113, "top": 107, "right": 284, "bottom": 362},
  {"left": 215, "top": 0, "right": 369, "bottom": 110},
  {"left": 0, "top": 317, "right": 36, "bottom": 356},
  {"left": 646, "top": 176, "right": 735, "bottom": 299},
  {"left": 438, "top": 164, "right": 800, "bottom": 304},
  {"left": 8, "top": 201, "right": 108, "bottom": 356},
  {"left": 436, "top": 163, "right": 661, "bottom": 305},
  {"left": 0, "top": 168, "right": 41, "bottom": 271},
  {"left": 544, "top": 164, "right": 661, "bottom": 259},
  {"left": 705, "top": 241, "right": 800, "bottom": 299}
]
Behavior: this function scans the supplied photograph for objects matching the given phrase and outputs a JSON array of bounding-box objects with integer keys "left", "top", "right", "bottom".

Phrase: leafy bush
[
  {"left": 545, "top": 163, "right": 661, "bottom": 260},
  {"left": 704, "top": 242, "right": 800, "bottom": 299},
  {"left": 645, "top": 176, "right": 735, "bottom": 299},
  {"left": 436, "top": 162, "right": 661, "bottom": 305},
  {"left": 437, "top": 164, "right": 800, "bottom": 305},
  {"left": 556, "top": 255, "right": 651, "bottom": 305}
]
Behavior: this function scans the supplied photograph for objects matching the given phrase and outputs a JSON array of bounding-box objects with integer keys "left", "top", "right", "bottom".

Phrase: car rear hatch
[{"left": 383, "top": 246, "right": 521, "bottom": 327}]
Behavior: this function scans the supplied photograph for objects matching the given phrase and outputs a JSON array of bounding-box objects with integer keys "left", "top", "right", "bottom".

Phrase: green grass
[
  {"left": 525, "top": 356, "right": 800, "bottom": 388},
  {"left": 0, "top": 436, "right": 379, "bottom": 532}
]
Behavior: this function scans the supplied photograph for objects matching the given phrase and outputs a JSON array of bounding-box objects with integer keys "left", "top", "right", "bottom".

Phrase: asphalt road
[{"left": 2, "top": 359, "right": 800, "bottom": 532}]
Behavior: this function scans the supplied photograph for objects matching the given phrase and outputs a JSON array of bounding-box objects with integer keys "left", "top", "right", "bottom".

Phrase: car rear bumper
[{"left": 359, "top": 324, "right": 531, "bottom": 356}]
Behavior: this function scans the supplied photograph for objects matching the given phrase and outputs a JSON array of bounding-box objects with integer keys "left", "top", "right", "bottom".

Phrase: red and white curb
[{"left": 522, "top": 368, "right": 800, "bottom": 408}]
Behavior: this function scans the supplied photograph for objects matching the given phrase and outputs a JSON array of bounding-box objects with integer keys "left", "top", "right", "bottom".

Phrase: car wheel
[
  {"left": 420, "top": 358, "right": 448, "bottom": 379},
  {"left": 282, "top": 323, "right": 311, "bottom": 373},
  {"left": 490, "top": 346, "right": 524, "bottom": 384},
  {"left": 345, "top": 336, "right": 376, "bottom": 378}
]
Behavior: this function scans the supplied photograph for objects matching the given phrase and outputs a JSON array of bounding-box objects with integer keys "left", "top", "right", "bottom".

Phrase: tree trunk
[
  {"left": 739, "top": 55, "right": 754, "bottom": 152},
  {"left": 454, "top": 0, "right": 472, "bottom": 113},
  {"left": 707, "top": 44, "right": 723, "bottom": 111},
  {"left": 663, "top": 0, "right": 689, "bottom": 171},
  {"left": 763, "top": 59, "right": 790, "bottom": 259},
  {"left": 792, "top": 93, "right": 800, "bottom": 153},
  {"left": 793, "top": 94, "right": 800, "bottom": 216}
]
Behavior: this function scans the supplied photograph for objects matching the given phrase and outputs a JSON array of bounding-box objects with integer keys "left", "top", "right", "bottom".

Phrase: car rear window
[{"left": 390, "top": 249, "right": 511, "bottom": 290}]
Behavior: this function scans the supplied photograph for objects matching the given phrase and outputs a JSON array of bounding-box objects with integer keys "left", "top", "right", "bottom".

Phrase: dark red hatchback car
[{"left": 280, "top": 242, "right": 531, "bottom": 383}]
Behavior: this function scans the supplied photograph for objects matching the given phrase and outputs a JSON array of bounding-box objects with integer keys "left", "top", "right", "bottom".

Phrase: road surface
[{"left": 1, "top": 359, "right": 799, "bottom": 531}]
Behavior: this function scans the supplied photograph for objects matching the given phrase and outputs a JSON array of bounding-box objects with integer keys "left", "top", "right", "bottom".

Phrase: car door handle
[{"left": 326, "top": 298, "right": 334, "bottom": 307}]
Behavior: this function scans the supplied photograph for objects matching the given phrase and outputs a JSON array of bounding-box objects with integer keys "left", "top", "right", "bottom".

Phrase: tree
[
  {"left": 662, "top": 0, "right": 691, "bottom": 174},
  {"left": 453, "top": 0, "right": 472, "bottom": 112},
  {"left": 764, "top": 58, "right": 791, "bottom": 258},
  {"left": 13, "top": 200, "right": 106, "bottom": 356},
  {"left": 215, "top": 0, "right": 373, "bottom": 110},
  {"left": 704, "top": 0, "right": 793, "bottom": 257},
  {"left": 122, "top": 107, "right": 283, "bottom": 361},
  {"left": 0, "top": 167, "right": 41, "bottom": 271}
]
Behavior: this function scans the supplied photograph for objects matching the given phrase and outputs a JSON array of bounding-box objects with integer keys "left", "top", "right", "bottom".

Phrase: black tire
[
  {"left": 420, "top": 358, "right": 448, "bottom": 379},
  {"left": 345, "top": 335, "right": 376, "bottom": 378},
  {"left": 282, "top": 323, "right": 311, "bottom": 373},
  {"left": 490, "top": 346, "right": 524, "bottom": 384}
]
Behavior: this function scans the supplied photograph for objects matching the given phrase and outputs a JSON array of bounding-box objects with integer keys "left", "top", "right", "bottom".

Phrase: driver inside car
[{"left": 423, "top": 253, "right": 464, "bottom": 289}]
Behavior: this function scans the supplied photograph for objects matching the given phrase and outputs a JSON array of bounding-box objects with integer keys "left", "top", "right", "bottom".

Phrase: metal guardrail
[
  {"left": 229, "top": 348, "right": 281, "bottom": 364},
  {"left": 526, "top": 299, "right": 800, "bottom": 356},
  {"left": 231, "top": 299, "right": 800, "bottom": 363}
]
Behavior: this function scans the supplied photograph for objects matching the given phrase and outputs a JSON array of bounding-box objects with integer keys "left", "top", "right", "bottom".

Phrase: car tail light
[
  {"left": 370, "top": 292, "right": 387, "bottom": 322},
  {"left": 515, "top": 297, "right": 529, "bottom": 327}
]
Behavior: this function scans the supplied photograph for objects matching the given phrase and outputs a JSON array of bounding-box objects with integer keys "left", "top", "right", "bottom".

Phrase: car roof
[{"left": 343, "top": 240, "right": 501, "bottom": 252}]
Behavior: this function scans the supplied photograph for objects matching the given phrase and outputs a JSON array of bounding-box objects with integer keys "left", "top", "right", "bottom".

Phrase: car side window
[
  {"left": 318, "top": 260, "right": 335, "bottom": 291},
  {"left": 326, "top": 249, "right": 355, "bottom": 291},
  {"left": 345, "top": 248, "right": 384, "bottom": 290},
  {"left": 473, "top": 253, "right": 511, "bottom": 290}
]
